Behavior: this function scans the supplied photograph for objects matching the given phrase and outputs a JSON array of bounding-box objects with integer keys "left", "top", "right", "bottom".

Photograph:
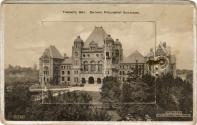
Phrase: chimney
[
  {"left": 64, "top": 53, "right": 68, "bottom": 59},
  {"left": 163, "top": 41, "right": 167, "bottom": 48},
  {"left": 150, "top": 48, "right": 153, "bottom": 52}
]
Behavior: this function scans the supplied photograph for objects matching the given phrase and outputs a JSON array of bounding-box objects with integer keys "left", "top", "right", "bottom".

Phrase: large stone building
[{"left": 39, "top": 26, "right": 176, "bottom": 85}]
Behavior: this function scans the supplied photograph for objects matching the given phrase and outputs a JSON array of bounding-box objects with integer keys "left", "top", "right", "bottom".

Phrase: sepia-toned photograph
[{"left": 1, "top": 0, "right": 196, "bottom": 123}]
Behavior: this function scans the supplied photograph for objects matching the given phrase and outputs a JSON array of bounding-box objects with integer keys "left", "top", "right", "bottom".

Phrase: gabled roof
[
  {"left": 122, "top": 50, "right": 144, "bottom": 63},
  {"left": 42, "top": 48, "right": 50, "bottom": 58},
  {"left": 146, "top": 49, "right": 154, "bottom": 57},
  {"left": 41, "top": 45, "right": 63, "bottom": 59},
  {"left": 84, "top": 26, "right": 107, "bottom": 47}
]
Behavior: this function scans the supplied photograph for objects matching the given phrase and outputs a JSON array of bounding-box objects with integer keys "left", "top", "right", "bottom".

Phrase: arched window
[
  {"left": 88, "top": 77, "right": 94, "bottom": 84},
  {"left": 43, "top": 66, "right": 49, "bottom": 83},
  {"left": 83, "top": 61, "right": 88, "bottom": 71},
  {"left": 98, "top": 61, "right": 102, "bottom": 72},
  {"left": 90, "top": 61, "right": 96, "bottom": 72},
  {"left": 115, "top": 50, "right": 119, "bottom": 56},
  {"left": 43, "top": 66, "right": 49, "bottom": 75}
]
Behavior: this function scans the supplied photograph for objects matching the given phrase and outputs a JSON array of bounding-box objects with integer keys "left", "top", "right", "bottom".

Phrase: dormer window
[
  {"left": 91, "top": 47, "right": 96, "bottom": 50},
  {"left": 89, "top": 40, "right": 98, "bottom": 50},
  {"left": 136, "top": 60, "right": 138, "bottom": 63}
]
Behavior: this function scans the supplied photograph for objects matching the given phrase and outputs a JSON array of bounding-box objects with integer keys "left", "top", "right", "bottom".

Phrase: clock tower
[{"left": 72, "top": 36, "right": 84, "bottom": 84}]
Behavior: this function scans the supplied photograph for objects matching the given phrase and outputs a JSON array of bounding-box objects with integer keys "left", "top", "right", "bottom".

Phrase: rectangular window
[
  {"left": 105, "top": 71, "right": 109, "bottom": 74},
  {"left": 62, "top": 71, "right": 65, "bottom": 75},
  {"left": 98, "top": 64, "right": 102, "bottom": 72},
  {"left": 67, "top": 71, "right": 70, "bottom": 75},
  {"left": 106, "top": 52, "right": 109, "bottom": 58},
  {"left": 75, "top": 60, "right": 78, "bottom": 65},
  {"left": 44, "top": 71, "right": 49, "bottom": 75},
  {"left": 67, "top": 77, "right": 70, "bottom": 81},
  {"left": 91, "top": 65, "right": 96, "bottom": 72},
  {"left": 74, "top": 77, "right": 78, "bottom": 82}
]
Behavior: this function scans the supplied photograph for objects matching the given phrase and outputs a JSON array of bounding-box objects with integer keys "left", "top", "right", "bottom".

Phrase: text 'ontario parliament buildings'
[{"left": 39, "top": 27, "right": 176, "bottom": 85}]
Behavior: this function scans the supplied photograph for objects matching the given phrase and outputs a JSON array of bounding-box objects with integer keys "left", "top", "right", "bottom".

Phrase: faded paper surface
[
  {"left": 3, "top": 4, "right": 194, "bottom": 69},
  {"left": 1, "top": 1, "right": 196, "bottom": 125}
]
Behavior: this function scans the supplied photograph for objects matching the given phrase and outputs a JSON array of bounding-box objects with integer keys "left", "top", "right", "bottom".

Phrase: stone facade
[{"left": 39, "top": 27, "right": 176, "bottom": 85}]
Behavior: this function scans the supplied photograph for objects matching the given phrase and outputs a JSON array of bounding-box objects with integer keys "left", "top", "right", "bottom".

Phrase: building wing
[{"left": 122, "top": 50, "right": 144, "bottom": 63}]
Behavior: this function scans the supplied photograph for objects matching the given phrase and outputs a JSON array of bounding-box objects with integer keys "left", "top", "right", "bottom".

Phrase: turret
[
  {"left": 74, "top": 36, "right": 84, "bottom": 49},
  {"left": 114, "top": 39, "right": 123, "bottom": 62},
  {"left": 104, "top": 34, "right": 115, "bottom": 76},
  {"left": 72, "top": 35, "right": 84, "bottom": 84},
  {"left": 72, "top": 36, "right": 83, "bottom": 58},
  {"left": 105, "top": 34, "right": 114, "bottom": 46},
  {"left": 104, "top": 34, "right": 114, "bottom": 59}
]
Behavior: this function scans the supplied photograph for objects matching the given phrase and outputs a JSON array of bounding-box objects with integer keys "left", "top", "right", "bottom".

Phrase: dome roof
[
  {"left": 74, "top": 36, "right": 83, "bottom": 43},
  {"left": 114, "top": 39, "right": 121, "bottom": 45},
  {"left": 105, "top": 34, "right": 114, "bottom": 42}
]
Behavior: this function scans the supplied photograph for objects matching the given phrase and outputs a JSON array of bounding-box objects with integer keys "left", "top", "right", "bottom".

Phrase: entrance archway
[
  {"left": 88, "top": 77, "right": 94, "bottom": 84},
  {"left": 82, "top": 78, "right": 86, "bottom": 84},
  {"left": 97, "top": 78, "right": 101, "bottom": 84}
]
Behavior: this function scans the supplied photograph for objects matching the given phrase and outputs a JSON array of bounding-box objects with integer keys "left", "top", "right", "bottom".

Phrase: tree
[
  {"left": 5, "top": 87, "right": 111, "bottom": 121},
  {"left": 155, "top": 73, "right": 193, "bottom": 121},
  {"left": 5, "top": 83, "right": 32, "bottom": 120},
  {"left": 118, "top": 69, "right": 156, "bottom": 120},
  {"left": 121, "top": 72, "right": 155, "bottom": 103},
  {"left": 100, "top": 76, "right": 121, "bottom": 109}
]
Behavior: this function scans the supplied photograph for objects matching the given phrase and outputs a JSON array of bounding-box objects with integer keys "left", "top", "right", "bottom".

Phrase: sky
[{"left": 3, "top": 3, "right": 195, "bottom": 69}]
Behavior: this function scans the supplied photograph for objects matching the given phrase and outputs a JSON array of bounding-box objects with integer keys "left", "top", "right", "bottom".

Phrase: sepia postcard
[{"left": 0, "top": 0, "right": 196, "bottom": 125}]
